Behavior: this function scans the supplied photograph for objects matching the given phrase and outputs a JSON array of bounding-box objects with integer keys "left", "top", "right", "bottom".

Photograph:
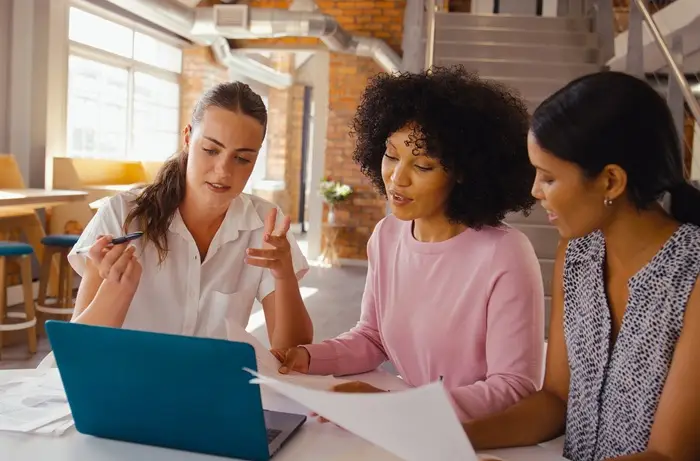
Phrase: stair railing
[{"left": 624, "top": 0, "right": 700, "bottom": 176}]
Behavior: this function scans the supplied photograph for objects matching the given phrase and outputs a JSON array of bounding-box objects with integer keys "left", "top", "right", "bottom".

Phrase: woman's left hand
[
  {"left": 246, "top": 208, "right": 295, "bottom": 280},
  {"left": 312, "top": 381, "right": 387, "bottom": 423}
]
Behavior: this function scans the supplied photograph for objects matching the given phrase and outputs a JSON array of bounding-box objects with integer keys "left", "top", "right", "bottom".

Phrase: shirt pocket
[{"left": 205, "top": 288, "right": 257, "bottom": 339}]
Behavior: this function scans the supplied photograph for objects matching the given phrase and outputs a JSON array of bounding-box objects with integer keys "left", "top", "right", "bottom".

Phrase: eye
[
  {"left": 415, "top": 165, "right": 433, "bottom": 172},
  {"left": 235, "top": 156, "right": 252, "bottom": 164},
  {"left": 203, "top": 148, "right": 217, "bottom": 155},
  {"left": 383, "top": 153, "right": 398, "bottom": 161}
]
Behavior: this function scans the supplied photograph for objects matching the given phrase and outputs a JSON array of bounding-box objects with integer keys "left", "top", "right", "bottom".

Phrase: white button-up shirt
[{"left": 68, "top": 191, "right": 309, "bottom": 340}]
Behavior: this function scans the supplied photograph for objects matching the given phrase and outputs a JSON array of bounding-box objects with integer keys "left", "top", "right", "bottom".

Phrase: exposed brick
[{"left": 179, "top": 47, "right": 229, "bottom": 129}]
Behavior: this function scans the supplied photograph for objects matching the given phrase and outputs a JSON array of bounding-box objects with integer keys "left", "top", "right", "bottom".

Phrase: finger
[
  {"left": 245, "top": 257, "right": 277, "bottom": 269},
  {"left": 263, "top": 234, "right": 290, "bottom": 249},
  {"left": 97, "top": 243, "right": 129, "bottom": 279},
  {"left": 106, "top": 246, "right": 135, "bottom": 283},
  {"left": 270, "top": 349, "right": 286, "bottom": 363},
  {"left": 87, "top": 235, "right": 113, "bottom": 263},
  {"left": 246, "top": 248, "right": 283, "bottom": 260},
  {"left": 273, "top": 215, "right": 291, "bottom": 237},
  {"left": 121, "top": 255, "right": 141, "bottom": 285},
  {"left": 279, "top": 349, "right": 299, "bottom": 374},
  {"left": 264, "top": 208, "right": 277, "bottom": 236}
]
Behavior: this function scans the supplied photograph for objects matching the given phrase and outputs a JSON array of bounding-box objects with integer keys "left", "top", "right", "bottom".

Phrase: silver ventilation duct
[{"left": 103, "top": 0, "right": 402, "bottom": 80}]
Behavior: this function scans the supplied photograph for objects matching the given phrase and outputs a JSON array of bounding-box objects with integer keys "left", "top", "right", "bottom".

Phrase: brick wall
[
  {"left": 180, "top": 47, "right": 230, "bottom": 129},
  {"left": 243, "top": 0, "right": 406, "bottom": 259}
]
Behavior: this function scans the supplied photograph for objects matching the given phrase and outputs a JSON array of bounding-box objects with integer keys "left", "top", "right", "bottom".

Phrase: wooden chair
[
  {"left": 0, "top": 241, "right": 37, "bottom": 359},
  {"left": 36, "top": 234, "right": 80, "bottom": 330}
]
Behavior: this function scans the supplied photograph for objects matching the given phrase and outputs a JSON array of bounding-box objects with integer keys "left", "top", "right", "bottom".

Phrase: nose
[
  {"left": 531, "top": 179, "right": 543, "bottom": 200},
  {"left": 214, "top": 154, "right": 232, "bottom": 176},
  {"left": 391, "top": 161, "right": 411, "bottom": 187}
]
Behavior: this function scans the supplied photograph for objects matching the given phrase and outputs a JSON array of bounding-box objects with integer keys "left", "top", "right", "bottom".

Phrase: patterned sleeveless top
[{"left": 562, "top": 223, "right": 700, "bottom": 461}]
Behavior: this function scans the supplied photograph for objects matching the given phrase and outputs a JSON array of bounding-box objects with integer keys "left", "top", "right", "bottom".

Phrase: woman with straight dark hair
[
  {"left": 67, "top": 82, "right": 313, "bottom": 349},
  {"left": 462, "top": 71, "right": 700, "bottom": 461}
]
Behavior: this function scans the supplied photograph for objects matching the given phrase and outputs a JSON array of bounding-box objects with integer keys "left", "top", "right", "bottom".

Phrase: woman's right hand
[
  {"left": 88, "top": 235, "right": 142, "bottom": 292},
  {"left": 270, "top": 346, "right": 311, "bottom": 374}
]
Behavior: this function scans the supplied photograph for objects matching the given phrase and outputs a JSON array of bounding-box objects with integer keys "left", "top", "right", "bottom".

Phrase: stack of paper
[
  {"left": 0, "top": 369, "right": 74, "bottom": 436},
  {"left": 248, "top": 368, "right": 479, "bottom": 461}
]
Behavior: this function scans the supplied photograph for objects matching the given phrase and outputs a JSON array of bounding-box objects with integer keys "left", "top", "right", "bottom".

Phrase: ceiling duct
[{"left": 103, "top": 0, "right": 402, "bottom": 79}]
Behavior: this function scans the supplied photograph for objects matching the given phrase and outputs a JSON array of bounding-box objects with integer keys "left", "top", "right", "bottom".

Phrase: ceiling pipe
[{"left": 103, "top": 0, "right": 402, "bottom": 76}]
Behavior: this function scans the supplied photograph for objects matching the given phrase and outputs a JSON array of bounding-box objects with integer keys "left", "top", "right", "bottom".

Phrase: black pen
[{"left": 73, "top": 231, "right": 144, "bottom": 255}]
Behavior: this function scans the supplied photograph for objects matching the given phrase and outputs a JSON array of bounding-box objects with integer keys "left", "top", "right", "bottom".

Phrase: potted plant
[{"left": 319, "top": 177, "right": 353, "bottom": 224}]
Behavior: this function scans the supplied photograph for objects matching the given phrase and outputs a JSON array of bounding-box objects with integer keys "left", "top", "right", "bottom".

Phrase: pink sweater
[{"left": 304, "top": 216, "right": 545, "bottom": 421}]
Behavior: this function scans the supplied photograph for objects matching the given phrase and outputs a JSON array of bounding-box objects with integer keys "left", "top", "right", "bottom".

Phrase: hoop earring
[{"left": 604, "top": 197, "right": 613, "bottom": 207}]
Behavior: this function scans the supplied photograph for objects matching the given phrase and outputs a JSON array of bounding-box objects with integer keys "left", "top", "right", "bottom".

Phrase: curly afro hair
[{"left": 351, "top": 65, "right": 536, "bottom": 229}]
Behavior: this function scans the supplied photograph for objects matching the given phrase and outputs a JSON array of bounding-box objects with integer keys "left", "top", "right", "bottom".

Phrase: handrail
[
  {"left": 424, "top": 0, "right": 437, "bottom": 70},
  {"left": 631, "top": 0, "right": 700, "bottom": 122}
]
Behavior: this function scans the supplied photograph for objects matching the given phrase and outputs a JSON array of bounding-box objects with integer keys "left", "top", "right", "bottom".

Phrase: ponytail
[
  {"left": 123, "top": 150, "right": 187, "bottom": 263},
  {"left": 669, "top": 181, "right": 700, "bottom": 226}
]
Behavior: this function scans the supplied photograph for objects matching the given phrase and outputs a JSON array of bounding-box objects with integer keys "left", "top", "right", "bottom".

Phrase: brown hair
[{"left": 123, "top": 81, "right": 267, "bottom": 263}]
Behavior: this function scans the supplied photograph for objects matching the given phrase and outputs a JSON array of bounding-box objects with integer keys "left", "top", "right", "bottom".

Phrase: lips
[
  {"left": 206, "top": 182, "right": 231, "bottom": 193},
  {"left": 389, "top": 190, "right": 413, "bottom": 206},
  {"left": 542, "top": 205, "right": 557, "bottom": 222}
]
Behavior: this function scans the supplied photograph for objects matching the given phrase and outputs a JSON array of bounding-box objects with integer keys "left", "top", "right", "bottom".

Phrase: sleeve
[
  {"left": 67, "top": 196, "right": 127, "bottom": 277},
  {"left": 302, "top": 228, "right": 388, "bottom": 376},
  {"left": 256, "top": 207, "right": 310, "bottom": 303},
  {"left": 447, "top": 231, "right": 546, "bottom": 422}
]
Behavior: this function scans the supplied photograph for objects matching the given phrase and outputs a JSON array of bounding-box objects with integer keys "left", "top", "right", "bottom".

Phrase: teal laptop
[{"left": 45, "top": 320, "right": 306, "bottom": 461}]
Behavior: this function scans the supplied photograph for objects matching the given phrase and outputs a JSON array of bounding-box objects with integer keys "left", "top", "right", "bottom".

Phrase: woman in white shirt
[{"left": 68, "top": 81, "right": 313, "bottom": 349}]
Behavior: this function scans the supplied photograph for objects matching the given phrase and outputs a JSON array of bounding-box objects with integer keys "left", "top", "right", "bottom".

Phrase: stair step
[
  {"left": 435, "top": 27, "right": 597, "bottom": 48},
  {"left": 480, "top": 76, "right": 569, "bottom": 100},
  {"left": 434, "top": 42, "right": 599, "bottom": 64},
  {"left": 434, "top": 58, "right": 599, "bottom": 82},
  {"left": 435, "top": 12, "right": 592, "bottom": 32}
]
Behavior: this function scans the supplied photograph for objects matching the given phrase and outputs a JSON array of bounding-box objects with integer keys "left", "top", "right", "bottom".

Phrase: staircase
[{"left": 431, "top": 12, "right": 604, "bottom": 329}]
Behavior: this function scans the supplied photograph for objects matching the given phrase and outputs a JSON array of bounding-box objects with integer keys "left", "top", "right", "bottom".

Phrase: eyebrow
[{"left": 203, "top": 136, "right": 258, "bottom": 154}]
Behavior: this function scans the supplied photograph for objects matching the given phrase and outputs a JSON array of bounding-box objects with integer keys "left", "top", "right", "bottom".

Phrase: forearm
[
  {"left": 607, "top": 453, "right": 671, "bottom": 461},
  {"left": 73, "top": 281, "right": 133, "bottom": 327},
  {"left": 449, "top": 373, "right": 538, "bottom": 422},
  {"left": 270, "top": 276, "right": 313, "bottom": 349},
  {"left": 463, "top": 390, "right": 566, "bottom": 450}
]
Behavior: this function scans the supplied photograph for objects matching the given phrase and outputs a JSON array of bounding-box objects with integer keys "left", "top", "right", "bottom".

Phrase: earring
[{"left": 604, "top": 197, "right": 613, "bottom": 207}]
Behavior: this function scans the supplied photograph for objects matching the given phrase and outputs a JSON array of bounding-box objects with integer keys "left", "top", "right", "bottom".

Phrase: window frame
[{"left": 65, "top": 2, "right": 184, "bottom": 161}]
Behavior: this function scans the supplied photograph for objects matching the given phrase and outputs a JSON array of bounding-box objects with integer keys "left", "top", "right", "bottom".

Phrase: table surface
[
  {"left": 2, "top": 368, "right": 568, "bottom": 461},
  {"left": 0, "top": 189, "right": 88, "bottom": 208}
]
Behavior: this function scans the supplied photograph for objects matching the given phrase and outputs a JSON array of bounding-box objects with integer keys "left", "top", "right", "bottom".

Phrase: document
[
  {"left": 0, "top": 369, "right": 73, "bottom": 434},
  {"left": 248, "top": 369, "right": 478, "bottom": 461},
  {"left": 227, "top": 322, "right": 352, "bottom": 390}
]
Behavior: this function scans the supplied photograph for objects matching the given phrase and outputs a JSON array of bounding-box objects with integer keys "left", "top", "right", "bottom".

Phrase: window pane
[
  {"left": 131, "top": 72, "right": 180, "bottom": 161},
  {"left": 69, "top": 7, "right": 133, "bottom": 58},
  {"left": 134, "top": 32, "right": 182, "bottom": 73},
  {"left": 66, "top": 55, "right": 129, "bottom": 159}
]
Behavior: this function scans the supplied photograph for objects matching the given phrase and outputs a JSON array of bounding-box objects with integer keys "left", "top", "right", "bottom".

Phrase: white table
[{"left": 1, "top": 369, "right": 568, "bottom": 461}]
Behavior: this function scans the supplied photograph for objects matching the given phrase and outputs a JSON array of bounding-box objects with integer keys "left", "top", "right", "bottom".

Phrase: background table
[{"left": 1, "top": 368, "right": 569, "bottom": 461}]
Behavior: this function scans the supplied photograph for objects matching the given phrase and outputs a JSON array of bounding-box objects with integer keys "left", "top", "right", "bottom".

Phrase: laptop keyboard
[{"left": 267, "top": 429, "right": 282, "bottom": 443}]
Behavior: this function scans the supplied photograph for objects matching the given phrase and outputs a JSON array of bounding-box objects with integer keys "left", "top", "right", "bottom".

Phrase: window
[{"left": 66, "top": 6, "right": 183, "bottom": 161}]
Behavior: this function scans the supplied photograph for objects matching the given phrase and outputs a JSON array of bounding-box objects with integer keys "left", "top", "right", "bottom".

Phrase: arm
[
  {"left": 463, "top": 239, "right": 570, "bottom": 449},
  {"left": 303, "top": 232, "right": 388, "bottom": 376},
  {"left": 262, "top": 277, "right": 313, "bottom": 349},
  {"left": 448, "top": 233, "right": 546, "bottom": 421},
  {"left": 606, "top": 278, "right": 700, "bottom": 461}
]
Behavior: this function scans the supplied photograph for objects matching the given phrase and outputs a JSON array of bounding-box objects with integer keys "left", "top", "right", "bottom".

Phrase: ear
[
  {"left": 600, "top": 164, "right": 627, "bottom": 201},
  {"left": 182, "top": 124, "right": 192, "bottom": 149}
]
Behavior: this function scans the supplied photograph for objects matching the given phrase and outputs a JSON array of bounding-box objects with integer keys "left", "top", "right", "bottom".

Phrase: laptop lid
[{"left": 45, "top": 320, "right": 272, "bottom": 461}]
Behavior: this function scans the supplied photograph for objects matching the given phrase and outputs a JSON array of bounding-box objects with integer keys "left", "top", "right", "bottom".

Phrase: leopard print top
[{"left": 562, "top": 223, "right": 700, "bottom": 461}]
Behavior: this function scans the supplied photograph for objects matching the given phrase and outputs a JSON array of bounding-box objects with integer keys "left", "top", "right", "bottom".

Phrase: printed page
[{"left": 248, "top": 369, "right": 478, "bottom": 461}]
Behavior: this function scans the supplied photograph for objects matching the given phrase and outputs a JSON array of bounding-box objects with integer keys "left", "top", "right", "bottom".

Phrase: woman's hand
[
  {"left": 246, "top": 208, "right": 295, "bottom": 280},
  {"left": 312, "top": 381, "right": 387, "bottom": 423},
  {"left": 88, "top": 235, "right": 142, "bottom": 292},
  {"left": 270, "top": 346, "right": 311, "bottom": 374}
]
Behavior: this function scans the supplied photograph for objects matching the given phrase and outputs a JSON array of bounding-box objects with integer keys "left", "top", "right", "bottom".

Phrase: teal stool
[
  {"left": 0, "top": 241, "right": 37, "bottom": 359},
  {"left": 37, "top": 235, "right": 80, "bottom": 329}
]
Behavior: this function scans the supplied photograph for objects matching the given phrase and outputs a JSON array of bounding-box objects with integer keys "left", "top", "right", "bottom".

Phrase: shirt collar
[{"left": 169, "top": 194, "right": 265, "bottom": 245}]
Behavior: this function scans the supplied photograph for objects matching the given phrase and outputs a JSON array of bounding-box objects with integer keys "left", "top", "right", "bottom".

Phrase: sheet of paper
[
  {"left": 248, "top": 368, "right": 478, "bottom": 461},
  {"left": 0, "top": 369, "right": 72, "bottom": 433},
  {"left": 226, "top": 321, "right": 352, "bottom": 390}
]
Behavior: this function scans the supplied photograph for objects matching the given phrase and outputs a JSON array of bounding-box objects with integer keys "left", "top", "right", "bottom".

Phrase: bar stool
[
  {"left": 0, "top": 241, "right": 38, "bottom": 359},
  {"left": 36, "top": 235, "right": 80, "bottom": 328}
]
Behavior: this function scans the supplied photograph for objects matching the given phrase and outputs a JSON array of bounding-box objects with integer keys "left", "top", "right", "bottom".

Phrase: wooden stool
[
  {"left": 0, "top": 241, "right": 38, "bottom": 359},
  {"left": 37, "top": 234, "right": 80, "bottom": 328}
]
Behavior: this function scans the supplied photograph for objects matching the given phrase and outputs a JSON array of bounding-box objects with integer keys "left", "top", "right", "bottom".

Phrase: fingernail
[
  {"left": 264, "top": 234, "right": 270, "bottom": 241},
  {"left": 279, "top": 366, "right": 288, "bottom": 374}
]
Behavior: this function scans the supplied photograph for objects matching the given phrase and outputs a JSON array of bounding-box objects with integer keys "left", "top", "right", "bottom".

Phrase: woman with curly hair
[{"left": 272, "top": 66, "right": 546, "bottom": 422}]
